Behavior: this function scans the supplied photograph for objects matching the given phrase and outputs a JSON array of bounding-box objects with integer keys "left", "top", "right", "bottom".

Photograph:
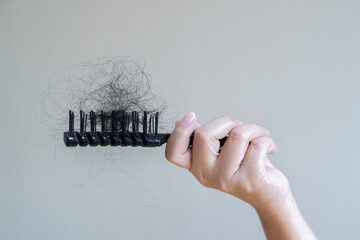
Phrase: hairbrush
[{"left": 64, "top": 110, "right": 228, "bottom": 148}]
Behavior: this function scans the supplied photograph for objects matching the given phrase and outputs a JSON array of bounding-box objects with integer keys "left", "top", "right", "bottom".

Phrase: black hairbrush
[{"left": 64, "top": 110, "right": 227, "bottom": 148}]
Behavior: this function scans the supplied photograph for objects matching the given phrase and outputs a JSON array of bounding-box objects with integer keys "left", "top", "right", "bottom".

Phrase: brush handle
[
  {"left": 188, "top": 135, "right": 228, "bottom": 148},
  {"left": 161, "top": 134, "right": 228, "bottom": 148}
]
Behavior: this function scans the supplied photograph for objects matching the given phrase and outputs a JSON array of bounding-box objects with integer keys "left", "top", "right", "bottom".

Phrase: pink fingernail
[{"left": 181, "top": 112, "right": 196, "bottom": 126}]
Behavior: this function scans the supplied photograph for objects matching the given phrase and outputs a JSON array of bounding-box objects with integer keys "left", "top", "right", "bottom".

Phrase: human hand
[{"left": 165, "top": 112, "right": 290, "bottom": 219}]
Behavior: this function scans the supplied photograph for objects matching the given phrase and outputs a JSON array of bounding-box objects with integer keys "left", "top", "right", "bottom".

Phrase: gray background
[{"left": 1, "top": 0, "right": 359, "bottom": 239}]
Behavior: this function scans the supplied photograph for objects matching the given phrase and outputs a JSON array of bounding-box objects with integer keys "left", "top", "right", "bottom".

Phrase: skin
[{"left": 165, "top": 112, "right": 318, "bottom": 240}]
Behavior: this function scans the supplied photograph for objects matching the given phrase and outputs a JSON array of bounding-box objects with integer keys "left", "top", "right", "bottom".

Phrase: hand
[
  {"left": 165, "top": 112, "right": 290, "bottom": 218},
  {"left": 165, "top": 112, "right": 317, "bottom": 239}
]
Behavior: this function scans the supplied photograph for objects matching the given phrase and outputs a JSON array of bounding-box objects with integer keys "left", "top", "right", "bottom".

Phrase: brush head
[
  {"left": 63, "top": 110, "right": 171, "bottom": 147},
  {"left": 63, "top": 110, "right": 228, "bottom": 148}
]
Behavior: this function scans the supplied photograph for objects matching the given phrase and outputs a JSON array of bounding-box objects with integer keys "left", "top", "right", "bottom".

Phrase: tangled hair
[
  {"left": 39, "top": 56, "right": 167, "bottom": 136},
  {"left": 34, "top": 56, "right": 175, "bottom": 189}
]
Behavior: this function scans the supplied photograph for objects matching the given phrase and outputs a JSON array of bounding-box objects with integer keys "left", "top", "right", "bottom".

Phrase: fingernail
[
  {"left": 236, "top": 120, "right": 244, "bottom": 125},
  {"left": 181, "top": 112, "right": 196, "bottom": 126}
]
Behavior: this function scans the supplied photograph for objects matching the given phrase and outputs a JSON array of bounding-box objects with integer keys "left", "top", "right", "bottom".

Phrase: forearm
[{"left": 256, "top": 194, "right": 317, "bottom": 240}]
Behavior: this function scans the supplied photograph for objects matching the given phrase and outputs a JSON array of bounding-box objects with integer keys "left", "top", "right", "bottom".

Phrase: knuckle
[
  {"left": 251, "top": 138, "right": 269, "bottom": 151},
  {"left": 216, "top": 115, "right": 238, "bottom": 127},
  {"left": 194, "top": 129, "right": 209, "bottom": 142},
  {"left": 248, "top": 123, "right": 263, "bottom": 128},
  {"left": 229, "top": 126, "right": 248, "bottom": 143},
  {"left": 173, "top": 126, "right": 189, "bottom": 136},
  {"left": 220, "top": 115, "right": 236, "bottom": 123},
  {"left": 248, "top": 123, "right": 270, "bottom": 135},
  {"left": 248, "top": 123, "right": 262, "bottom": 129}
]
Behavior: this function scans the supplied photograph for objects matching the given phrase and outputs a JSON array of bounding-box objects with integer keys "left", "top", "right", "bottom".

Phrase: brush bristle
[{"left": 63, "top": 110, "right": 170, "bottom": 147}]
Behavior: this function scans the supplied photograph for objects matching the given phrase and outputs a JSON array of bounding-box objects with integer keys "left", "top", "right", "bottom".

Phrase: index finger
[{"left": 191, "top": 116, "right": 241, "bottom": 171}]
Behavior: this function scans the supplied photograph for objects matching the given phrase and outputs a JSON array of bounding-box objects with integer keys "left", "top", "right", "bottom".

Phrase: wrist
[
  {"left": 254, "top": 194, "right": 318, "bottom": 240},
  {"left": 254, "top": 192, "right": 296, "bottom": 223}
]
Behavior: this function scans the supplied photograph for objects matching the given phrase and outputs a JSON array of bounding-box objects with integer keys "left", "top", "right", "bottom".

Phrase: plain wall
[{"left": 1, "top": 0, "right": 359, "bottom": 239}]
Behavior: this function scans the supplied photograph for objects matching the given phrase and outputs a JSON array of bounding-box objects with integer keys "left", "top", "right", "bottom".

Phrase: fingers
[
  {"left": 191, "top": 116, "right": 240, "bottom": 172},
  {"left": 165, "top": 112, "right": 199, "bottom": 169},
  {"left": 166, "top": 113, "right": 277, "bottom": 187},
  {"left": 215, "top": 124, "right": 271, "bottom": 178},
  {"left": 240, "top": 136, "right": 277, "bottom": 173}
]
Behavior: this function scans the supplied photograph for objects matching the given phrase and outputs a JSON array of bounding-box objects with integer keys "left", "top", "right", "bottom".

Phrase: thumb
[{"left": 165, "top": 112, "right": 199, "bottom": 169}]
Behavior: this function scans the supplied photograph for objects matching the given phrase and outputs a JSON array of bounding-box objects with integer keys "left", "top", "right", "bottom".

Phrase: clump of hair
[{"left": 39, "top": 56, "right": 166, "bottom": 136}]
